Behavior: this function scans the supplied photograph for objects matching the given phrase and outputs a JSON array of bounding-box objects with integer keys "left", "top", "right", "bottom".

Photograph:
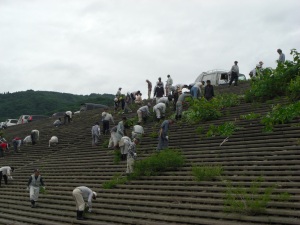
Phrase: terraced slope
[{"left": 1, "top": 82, "right": 300, "bottom": 225}]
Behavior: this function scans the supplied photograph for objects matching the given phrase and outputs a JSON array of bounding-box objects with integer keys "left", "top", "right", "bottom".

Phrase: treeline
[{"left": 0, "top": 90, "right": 114, "bottom": 121}]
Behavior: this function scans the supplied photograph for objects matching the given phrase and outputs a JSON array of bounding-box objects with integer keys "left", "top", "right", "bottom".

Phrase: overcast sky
[{"left": 0, "top": 0, "right": 299, "bottom": 96}]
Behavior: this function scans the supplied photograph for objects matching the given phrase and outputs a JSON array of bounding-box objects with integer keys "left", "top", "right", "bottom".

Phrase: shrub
[
  {"left": 149, "top": 131, "right": 158, "bottom": 138},
  {"left": 245, "top": 49, "right": 300, "bottom": 102},
  {"left": 206, "top": 122, "right": 238, "bottom": 137},
  {"left": 113, "top": 150, "right": 121, "bottom": 164},
  {"left": 195, "top": 126, "right": 204, "bottom": 135},
  {"left": 216, "top": 93, "right": 241, "bottom": 108},
  {"left": 184, "top": 98, "right": 221, "bottom": 123},
  {"left": 261, "top": 102, "right": 300, "bottom": 132},
  {"left": 192, "top": 165, "right": 223, "bottom": 181},
  {"left": 224, "top": 177, "right": 274, "bottom": 215},
  {"left": 240, "top": 112, "right": 261, "bottom": 120},
  {"left": 288, "top": 75, "right": 300, "bottom": 102},
  {"left": 131, "top": 149, "right": 185, "bottom": 178},
  {"left": 102, "top": 173, "right": 128, "bottom": 189},
  {"left": 102, "top": 139, "right": 109, "bottom": 148}
]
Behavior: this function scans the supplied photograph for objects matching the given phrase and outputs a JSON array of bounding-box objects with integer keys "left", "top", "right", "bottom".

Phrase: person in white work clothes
[
  {"left": 132, "top": 122, "right": 144, "bottom": 140},
  {"left": 64, "top": 111, "right": 73, "bottom": 124},
  {"left": 0, "top": 166, "right": 14, "bottom": 186},
  {"left": 27, "top": 169, "right": 45, "bottom": 208},
  {"left": 72, "top": 186, "right": 97, "bottom": 220}
]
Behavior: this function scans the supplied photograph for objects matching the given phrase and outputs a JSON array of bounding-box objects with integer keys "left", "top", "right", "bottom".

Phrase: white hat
[{"left": 114, "top": 98, "right": 118, "bottom": 102}]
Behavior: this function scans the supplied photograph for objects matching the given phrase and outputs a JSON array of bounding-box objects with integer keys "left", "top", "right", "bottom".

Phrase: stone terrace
[{"left": 0, "top": 82, "right": 299, "bottom": 225}]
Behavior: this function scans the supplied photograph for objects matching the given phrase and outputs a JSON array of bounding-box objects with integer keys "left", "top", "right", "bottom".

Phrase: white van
[{"left": 195, "top": 69, "right": 246, "bottom": 86}]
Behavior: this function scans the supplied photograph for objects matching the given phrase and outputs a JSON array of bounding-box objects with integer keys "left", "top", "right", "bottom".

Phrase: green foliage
[
  {"left": 184, "top": 98, "right": 221, "bottom": 123},
  {"left": 245, "top": 49, "right": 300, "bottom": 102},
  {"left": 206, "top": 122, "right": 238, "bottom": 137},
  {"left": 131, "top": 149, "right": 184, "bottom": 178},
  {"left": 224, "top": 177, "right": 274, "bottom": 215},
  {"left": 103, "top": 149, "right": 184, "bottom": 189},
  {"left": 195, "top": 126, "right": 204, "bottom": 135},
  {"left": 217, "top": 93, "right": 241, "bottom": 108},
  {"left": 149, "top": 131, "right": 158, "bottom": 138},
  {"left": 192, "top": 165, "right": 223, "bottom": 181},
  {"left": 39, "top": 186, "right": 47, "bottom": 194},
  {"left": 0, "top": 90, "right": 114, "bottom": 121},
  {"left": 124, "top": 117, "right": 138, "bottom": 128},
  {"left": 102, "top": 139, "right": 109, "bottom": 148},
  {"left": 113, "top": 150, "right": 121, "bottom": 164},
  {"left": 261, "top": 102, "right": 300, "bottom": 132},
  {"left": 288, "top": 75, "right": 300, "bottom": 102},
  {"left": 240, "top": 112, "right": 261, "bottom": 120},
  {"left": 277, "top": 192, "right": 291, "bottom": 201},
  {"left": 102, "top": 173, "right": 128, "bottom": 189}
]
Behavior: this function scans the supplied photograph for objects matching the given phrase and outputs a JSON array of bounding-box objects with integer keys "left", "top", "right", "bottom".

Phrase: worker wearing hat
[
  {"left": 27, "top": 169, "right": 45, "bottom": 208},
  {"left": 72, "top": 186, "right": 97, "bottom": 220}
]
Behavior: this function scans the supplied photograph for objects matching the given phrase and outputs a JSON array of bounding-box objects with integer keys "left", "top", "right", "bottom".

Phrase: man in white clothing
[
  {"left": 0, "top": 166, "right": 14, "bottom": 186},
  {"left": 48, "top": 136, "right": 58, "bottom": 147},
  {"left": 137, "top": 104, "right": 151, "bottom": 123},
  {"left": 126, "top": 138, "right": 139, "bottom": 175},
  {"left": 157, "top": 96, "right": 170, "bottom": 106},
  {"left": 165, "top": 74, "right": 173, "bottom": 96},
  {"left": 23, "top": 135, "right": 32, "bottom": 145},
  {"left": 119, "top": 136, "right": 131, "bottom": 161},
  {"left": 72, "top": 186, "right": 97, "bottom": 220},
  {"left": 132, "top": 122, "right": 144, "bottom": 140},
  {"left": 27, "top": 169, "right": 45, "bottom": 208},
  {"left": 153, "top": 102, "right": 166, "bottom": 121},
  {"left": 64, "top": 111, "right": 73, "bottom": 124},
  {"left": 91, "top": 122, "right": 100, "bottom": 146}
]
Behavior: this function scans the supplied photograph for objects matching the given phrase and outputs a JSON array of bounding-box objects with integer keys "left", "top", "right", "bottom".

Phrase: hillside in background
[{"left": 0, "top": 90, "right": 114, "bottom": 121}]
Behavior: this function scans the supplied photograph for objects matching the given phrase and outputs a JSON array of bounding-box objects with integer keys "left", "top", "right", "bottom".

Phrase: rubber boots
[{"left": 77, "top": 211, "right": 86, "bottom": 220}]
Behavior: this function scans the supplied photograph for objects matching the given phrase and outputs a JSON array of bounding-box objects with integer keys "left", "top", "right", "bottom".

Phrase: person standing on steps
[
  {"left": 27, "top": 169, "right": 45, "bottom": 208},
  {"left": 64, "top": 111, "right": 73, "bottom": 124},
  {"left": 228, "top": 61, "right": 239, "bottom": 87},
  {"left": 154, "top": 78, "right": 165, "bottom": 103},
  {"left": 102, "top": 109, "right": 114, "bottom": 135},
  {"left": 91, "top": 122, "right": 101, "bottom": 147},
  {"left": 126, "top": 137, "right": 139, "bottom": 175},
  {"left": 146, "top": 79, "right": 152, "bottom": 99},
  {"left": 115, "top": 117, "right": 126, "bottom": 146},
  {"left": 0, "top": 166, "right": 14, "bottom": 186},
  {"left": 72, "top": 186, "right": 97, "bottom": 220},
  {"left": 204, "top": 80, "right": 215, "bottom": 101},
  {"left": 119, "top": 136, "right": 131, "bottom": 161},
  {"left": 30, "top": 129, "right": 39, "bottom": 145},
  {"left": 277, "top": 49, "right": 285, "bottom": 63},
  {"left": 165, "top": 74, "right": 173, "bottom": 96},
  {"left": 157, "top": 119, "right": 174, "bottom": 151},
  {"left": 176, "top": 92, "right": 191, "bottom": 120}
]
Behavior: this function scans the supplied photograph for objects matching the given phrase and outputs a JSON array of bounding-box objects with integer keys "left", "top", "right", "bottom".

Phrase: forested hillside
[{"left": 0, "top": 90, "right": 114, "bottom": 121}]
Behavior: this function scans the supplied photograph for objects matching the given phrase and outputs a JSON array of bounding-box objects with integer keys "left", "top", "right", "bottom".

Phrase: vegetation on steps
[
  {"left": 102, "top": 149, "right": 185, "bottom": 189},
  {"left": 224, "top": 177, "right": 274, "bottom": 215},
  {"left": 192, "top": 165, "right": 223, "bottom": 181},
  {"left": 261, "top": 101, "right": 300, "bottom": 132},
  {"left": 245, "top": 49, "right": 300, "bottom": 103},
  {"left": 206, "top": 122, "right": 240, "bottom": 137},
  {"left": 184, "top": 93, "right": 241, "bottom": 124}
]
